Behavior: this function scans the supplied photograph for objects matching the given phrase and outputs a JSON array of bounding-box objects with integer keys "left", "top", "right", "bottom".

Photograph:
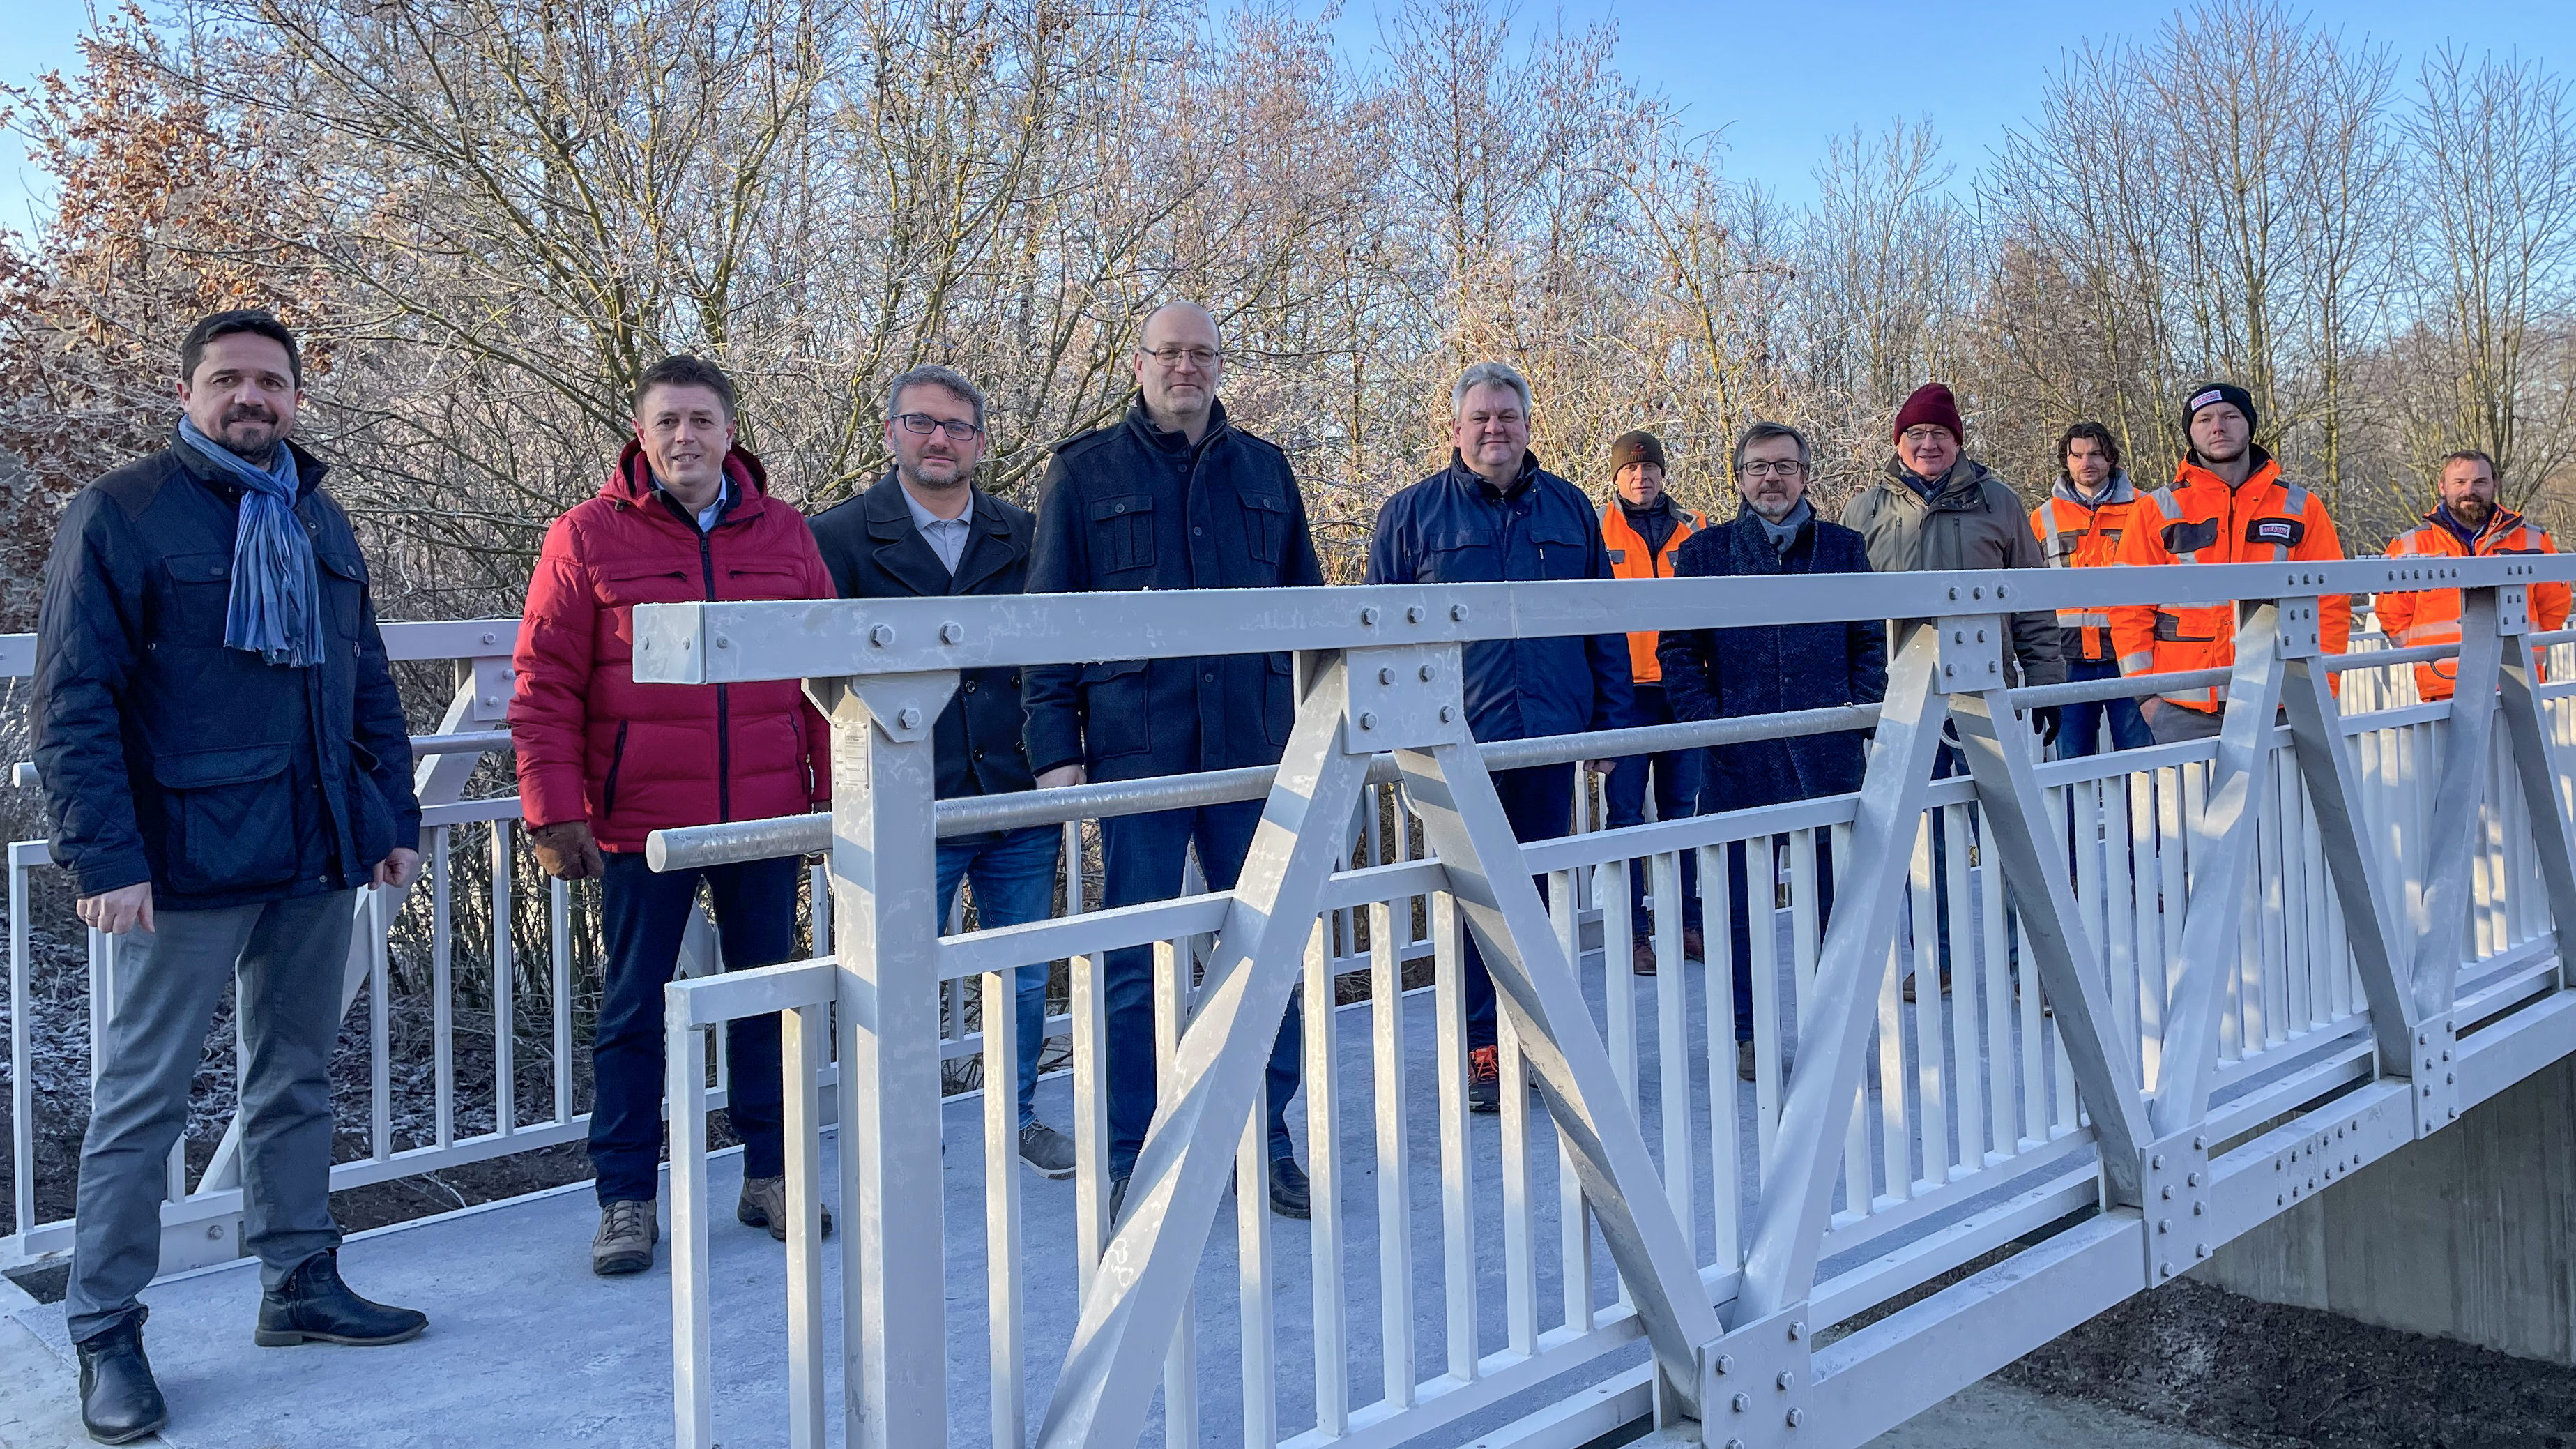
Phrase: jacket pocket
[
  {"left": 600, "top": 720, "right": 632, "bottom": 818},
  {"left": 1241, "top": 492, "right": 1288, "bottom": 566},
  {"left": 1076, "top": 660, "right": 1151, "bottom": 761},
  {"left": 155, "top": 552, "right": 235, "bottom": 648},
  {"left": 1263, "top": 654, "right": 1295, "bottom": 747},
  {"left": 1088, "top": 495, "right": 1157, "bottom": 575},
  {"left": 317, "top": 550, "right": 367, "bottom": 642},
  {"left": 724, "top": 566, "right": 809, "bottom": 601},
  {"left": 154, "top": 743, "right": 298, "bottom": 896},
  {"left": 1531, "top": 520, "right": 1592, "bottom": 580},
  {"left": 346, "top": 739, "right": 394, "bottom": 870}
]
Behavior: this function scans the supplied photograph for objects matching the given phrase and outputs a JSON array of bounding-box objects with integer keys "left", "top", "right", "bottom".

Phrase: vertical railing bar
[
  {"left": 784, "top": 1001, "right": 828, "bottom": 1449},
  {"left": 1874, "top": 932, "right": 1906, "bottom": 1208},
  {"left": 1939, "top": 801, "right": 1977, "bottom": 1176},
  {"left": 982, "top": 970, "right": 1027, "bottom": 1449},
  {"left": 1828, "top": 824, "right": 1868, "bottom": 1210},
  {"left": 1750, "top": 836, "right": 1783, "bottom": 1173},
  {"left": 7, "top": 851, "right": 34, "bottom": 1235},
  {"left": 1645, "top": 852, "right": 1691, "bottom": 1260},
  {"left": 1977, "top": 791, "right": 2018, "bottom": 1154},
  {"left": 1907, "top": 811, "right": 1942, "bottom": 1192},
  {"left": 1548, "top": 867, "right": 1590, "bottom": 1334},
  {"left": 492, "top": 821, "right": 516, "bottom": 1137},
  {"left": 668, "top": 1010, "right": 714, "bottom": 1449},
  {"left": 1702, "top": 843, "right": 1743, "bottom": 1267},
  {"left": 1152, "top": 938, "right": 1198, "bottom": 1449},
  {"left": 1431, "top": 892, "right": 1476, "bottom": 1383},
  {"left": 1368, "top": 900, "right": 1417, "bottom": 1411},
  {"left": 1239, "top": 1080, "right": 1278, "bottom": 1449},
  {"left": 1070, "top": 946, "right": 1106, "bottom": 1297},
  {"left": 1497, "top": 931, "right": 1536, "bottom": 1356},
  {"left": 431, "top": 826, "right": 454, "bottom": 1148},
  {"left": 1303, "top": 920, "right": 1348, "bottom": 1432},
  {"left": 551, "top": 877, "right": 573, "bottom": 1123},
  {"left": 370, "top": 886, "right": 392, "bottom": 1162}
]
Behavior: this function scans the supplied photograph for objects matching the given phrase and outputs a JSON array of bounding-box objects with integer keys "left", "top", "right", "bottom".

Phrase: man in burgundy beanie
[{"left": 1838, "top": 382, "right": 2062, "bottom": 999}]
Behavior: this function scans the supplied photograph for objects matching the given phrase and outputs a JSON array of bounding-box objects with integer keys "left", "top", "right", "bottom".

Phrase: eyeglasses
[
  {"left": 1899, "top": 427, "right": 1953, "bottom": 446},
  {"left": 1142, "top": 346, "right": 1221, "bottom": 369},
  {"left": 893, "top": 413, "right": 983, "bottom": 441},
  {"left": 1741, "top": 460, "right": 1806, "bottom": 479}
]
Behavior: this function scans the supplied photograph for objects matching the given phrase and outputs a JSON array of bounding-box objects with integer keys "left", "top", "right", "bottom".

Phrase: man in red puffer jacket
[{"left": 509, "top": 355, "right": 834, "bottom": 1277}]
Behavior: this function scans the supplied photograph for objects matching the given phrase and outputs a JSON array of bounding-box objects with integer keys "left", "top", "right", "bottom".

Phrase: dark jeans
[
  {"left": 1100, "top": 801, "right": 1300, "bottom": 1178},
  {"left": 590, "top": 852, "right": 800, "bottom": 1205},
  {"left": 1460, "top": 762, "right": 1577, "bottom": 1052},
  {"left": 2060, "top": 655, "right": 2153, "bottom": 755},
  {"left": 936, "top": 826, "right": 1062, "bottom": 1128},
  {"left": 1604, "top": 685, "right": 1703, "bottom": 934},
  {"left": 1721, "top": 833, "right": 1838, "bottom": 1042}
]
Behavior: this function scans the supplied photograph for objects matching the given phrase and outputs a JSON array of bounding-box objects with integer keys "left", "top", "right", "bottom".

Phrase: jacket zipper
[
  {"left": 602, "top": 720, "right": 631, "bottom": 819},
  {"left": 699, "top": 526, "right": 731, "bottom": 822}
]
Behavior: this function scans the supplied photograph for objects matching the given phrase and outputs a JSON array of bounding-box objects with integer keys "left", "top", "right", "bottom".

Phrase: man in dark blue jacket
[
  {"left": 1023, "top": 302, "right": 1325, "bottom": 1219},
  {"left": 810, "top": 364, "right": 1076, "bottom": 1181},
  {"left": 1365, "top": 361, "right": 1635, "bottom": 1111},
  {"left": 1658, "top": 422, "right": 1885, "bottom": 1082},
  {"left": 35, "top": 311, "right": 428, "bottom": 1443}
]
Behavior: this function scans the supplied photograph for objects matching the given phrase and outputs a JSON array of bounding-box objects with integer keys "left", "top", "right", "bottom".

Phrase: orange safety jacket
[
  {"left": 2029, "top": 472, "right": 2151, "bottom": 662},
  {"left": 2108, "top": 449, "right": 2352, "bottom": 714},
  {"left": 2375, "top": 508, "right": 2571, "bottom": 701},
  {"left": 1601, "top": 496, "right": 1705, "bottom": 684}
]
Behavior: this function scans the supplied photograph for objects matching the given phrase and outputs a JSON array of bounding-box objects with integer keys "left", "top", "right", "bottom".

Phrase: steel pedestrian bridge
[{"left": 8, "top": 554, "right": 2576, "bottom": 1448}]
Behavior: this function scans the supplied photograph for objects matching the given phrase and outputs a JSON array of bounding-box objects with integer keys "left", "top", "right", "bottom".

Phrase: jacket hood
[
  {"left": 604, "top": 438, "right": 772, "bottom": 508},
  {"left": 2050, "top": 470, "right": 2137, "bottom": 508}
]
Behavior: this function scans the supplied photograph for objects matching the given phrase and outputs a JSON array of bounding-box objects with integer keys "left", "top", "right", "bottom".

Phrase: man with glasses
[
  {"left": 1023, "top": 301, "right": 1325, "bottom": 1220},
  {"left": 809, "top": 365, "right": 1074, "bottom": 1181}
]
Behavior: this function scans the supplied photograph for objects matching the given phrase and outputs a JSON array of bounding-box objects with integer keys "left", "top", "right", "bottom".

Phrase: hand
[
  {"left": 2032, "top": 706, "right": 2062, "bottom": 748},
  {"left": 527, "top": 819, "right": 606, "bottom": 881},
  {"left": 1584, "top": 759, "right": 1617, "bottom": 775},
  {"left": 1035, "top": 764, "right": 1086, "bottom": 789},
  {"left": 372, "top": 847, "right": 424, "bottom": 890},
  {"left": 78, "top": 883, "right": 155, "bottom": 936}
]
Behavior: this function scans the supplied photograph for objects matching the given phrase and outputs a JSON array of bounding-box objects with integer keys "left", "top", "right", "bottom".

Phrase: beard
[
  {"left": 209, "top": 407, "right": 283, "bottom": 460},
  {"left": 898, "top": 454, "right": 973, "bottom": 492},
  {"left": 2450, "top": 496, "right": 2495, "bottom": 530}
]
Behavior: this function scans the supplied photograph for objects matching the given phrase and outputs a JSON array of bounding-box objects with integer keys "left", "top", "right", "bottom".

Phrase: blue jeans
[
  {"left": 591, "top": 852, "right": 800, "bottom": 1205},
  {"left": 936, "top": 826, "right": 1062, "bottom": 1128},
  {"left": 2059, "top": 655, "right": 2153, "bottom": 756},
  {"left": 1099, "top": 801, "right": 1301, "bottom": 1178},
  {"left": 1459, "top": 763, "right": 1576, "bottom": 1052},
  {"left": 1605, "top": 684, "right": 1703, "bottom": 934}
]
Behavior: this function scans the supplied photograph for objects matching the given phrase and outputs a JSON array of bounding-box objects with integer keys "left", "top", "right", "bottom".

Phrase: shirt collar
[{"left": 899, "top": 483, "right": 971, "bottom": 533}]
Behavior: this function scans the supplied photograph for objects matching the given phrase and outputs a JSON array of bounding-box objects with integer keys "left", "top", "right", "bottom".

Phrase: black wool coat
[{"left": 1656, "top": 506, "right": 1887, "bottom": 815}]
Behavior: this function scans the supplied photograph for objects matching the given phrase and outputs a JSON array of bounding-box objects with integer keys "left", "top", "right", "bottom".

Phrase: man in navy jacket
[
  {"left": 1658, "top": 422, "right": 1884, "bottom": 1081},
  {"left": 1365, "top": 361, "right": 1634, "bottom": 1110},
  {"left": 1023, "top": 302, "right": 1325, "bottom": 1219}
]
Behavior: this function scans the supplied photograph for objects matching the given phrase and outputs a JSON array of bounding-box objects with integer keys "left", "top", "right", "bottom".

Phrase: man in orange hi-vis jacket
[
  {"left": 2109, "top": 381, "right": 2352, "bottom": 744},
  {"left": 1598, "top": 430, "right": 1707, "bottom": 974},
  {"left": 2029, "top": 421, "right": 2155, "bottom": 754},
  {"left": 2375, "top": 450, "right": 2570, "bottom": 701}
]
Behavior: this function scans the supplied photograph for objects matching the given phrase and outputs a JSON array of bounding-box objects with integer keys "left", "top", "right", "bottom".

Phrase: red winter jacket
[{"left": 510, "top": 443, "right": 831, "bottom": 851}]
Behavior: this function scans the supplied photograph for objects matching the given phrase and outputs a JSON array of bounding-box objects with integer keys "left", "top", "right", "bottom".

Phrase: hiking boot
[
  {"left": 738, "top": 1176, "right": 835, "bottom": 1242},
  {"left": 1683, "top": 927, "right": 1705, "bottom": 962},
  {"left": 253, "top": 1250, "right": 428, "bottom": 1347},
  {"left": 1737, "top": 1040, "right": 1758, "bottom": 1082},
  {"left": 1019, "top": 1121, "right": 1076, "bottom": 1179},
  {"left": 1631, "top": 936, "right": 1656, "bottom": 975},
  {"left": 75, "top": 1319, "right": 166, "bottom": 1446},
  {"left": 1468, "top": 1045, "right": 1502, "bottom": 1113},
  {"left": 1269, "top": 1158, "right": 1311, "bottom": 1219},
  {"left": 592, "top": 1198, "right": 658, "bottom": 1275}
]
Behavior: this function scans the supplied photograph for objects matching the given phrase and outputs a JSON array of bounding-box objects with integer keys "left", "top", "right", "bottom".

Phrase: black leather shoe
[
  {"left": 75, "top": 1319, "right": 167, "bottom": 1445},
  {"left": 254, "top": 1250, "right": 428, "bottom": 1347},
  {"left": 1269, "top": 1158, "right": 1311, "bottom": 1219}
]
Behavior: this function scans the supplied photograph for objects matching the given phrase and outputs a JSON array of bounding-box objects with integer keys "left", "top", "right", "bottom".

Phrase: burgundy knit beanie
[{"left": 1893, "top": 384, "right": 1964, "bottom": 445}]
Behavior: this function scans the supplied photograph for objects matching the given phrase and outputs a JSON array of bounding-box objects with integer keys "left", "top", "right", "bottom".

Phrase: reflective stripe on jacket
[
  {"left": 2028, "top": 471, "right": 2146, "bottom": 662},
  {"left": 1600, "top": 496, "right": 1702, "bottom": 683},
  {"left": 2106, "top": 448, "right": 2351, "bottom": 714},
  {"left": 2375, "top": 508, "right": 2572, "bottom": 701}
]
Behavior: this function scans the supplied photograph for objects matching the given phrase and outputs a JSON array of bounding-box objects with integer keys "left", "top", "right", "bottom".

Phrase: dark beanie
[
  {"left": 1893, "top": 384, "right": 1963, "bottom": 444},
  {"left": 2182, "top": 381, "right": 2258, "bottom": 438},
  {"left": 1609, "top": 430, "right": 1666, "bottom": 474}
]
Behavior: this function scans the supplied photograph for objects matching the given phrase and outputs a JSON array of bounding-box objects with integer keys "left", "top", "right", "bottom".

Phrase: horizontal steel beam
[{"left": 631, "top": 559, "right": 2564, "bottom": 683}]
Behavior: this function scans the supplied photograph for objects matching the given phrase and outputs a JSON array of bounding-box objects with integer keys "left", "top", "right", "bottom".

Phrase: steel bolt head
[
  {"left": 1361, "top": 606, "right": 1380, "bottom": 625},
  {"left": 1788, "top": 1320, "right": 1805, "bottom": 1341},
  {"left": 897, "top": 707, "right": 922, "bottom": 730},
  {"left": 1732, "top": 1393, "right": 1750, "bottom": 1413},
  {"left": 2152, "top": 1154, "right": 2165, "bottom": 1169},
  {"left": 2186, "top": 1171, "right": 2202, "bottom": 1187},
  {"left": 1787, "top": 1408, "right": 1806, "bottom": 1427},
  {"left": 1451, "top": 603, "right": 1470, "bottom": 621},
  {"left": 1777, "top": 1370, "right": 1795, "bottom": 1389},
  {"left": 1359, "top": 711, "right": 1378, "bottom": 731},
  {"left": 1438, "top": 706, "right": 1455, "bottom": 723},
  {"left": 1420, "top": 664, "right": 1435, "bottom": 682},
  {"left": 2158, "top": 1218, "right": 2171, "bottom": 1234},
  {"left": 1714, "top": 1353, "right": 1733, "bottom": 1375},
  {"left": 2194, "top": 1202, "right": 2206, "bottom": 1216},
  {"left": 2161, "top": 1261, "right": 2174, "bottom": 1276},
  {"left": 940, "top": 622, "right": 965, "bottom": 644},
  {"left": 714, "top": 635, "right": 731, "bottom": 649},
  {"left": 1378, "top": 667, "right": 1396, "bottom": 685},
  {"left": 869, "top": 623, "right": 894, "bottom": 646},
  {"left": 2196, "top": 1243, "right": 2209, "bottom": 1258},
  {"left": 2193, "top": 1135, "right": 2207, "bottom": 1150},
  {"left": 1407, "top": 605, "right": 1426, "bottom": 623},
  {"left": 2161, "top": 1185, "right": 2174, "bottom": 1199}
]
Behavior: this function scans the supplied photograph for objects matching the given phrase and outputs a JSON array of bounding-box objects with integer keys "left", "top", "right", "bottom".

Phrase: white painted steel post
[
  {"left": 810, "top": 670, "right": 960, "bottom": 1449},
  {"left": 783, "top": 1001, "right": 829, "bottom": 1449},
  {"left": 668, "top": 1005, "right": 714, "bottom": 1448}
]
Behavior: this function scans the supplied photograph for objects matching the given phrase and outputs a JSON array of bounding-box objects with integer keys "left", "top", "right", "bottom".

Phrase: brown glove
[{"left": 528, "top": 819, "right": 605, "bottom": 881}]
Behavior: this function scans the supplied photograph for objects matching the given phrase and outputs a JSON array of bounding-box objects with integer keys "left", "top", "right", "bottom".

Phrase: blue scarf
[{"left": 174, "top": 416, "right": 325, "bottom": 668}]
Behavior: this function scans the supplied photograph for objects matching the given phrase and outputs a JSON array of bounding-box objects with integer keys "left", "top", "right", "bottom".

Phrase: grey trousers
[{"left": 65, "top": 890, "right": 358, "bottom": 1344}]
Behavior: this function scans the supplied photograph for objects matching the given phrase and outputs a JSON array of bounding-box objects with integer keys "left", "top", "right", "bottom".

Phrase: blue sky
[{"left": 2, "top": 0, "right": 2572, "bottom": 225}]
